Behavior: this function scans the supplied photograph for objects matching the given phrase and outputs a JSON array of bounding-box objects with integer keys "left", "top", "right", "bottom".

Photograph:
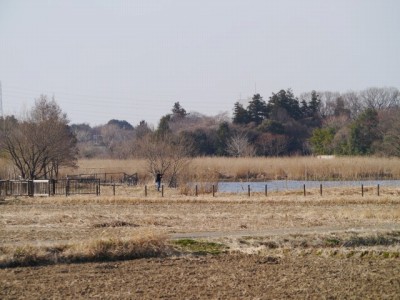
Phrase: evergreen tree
[
  {"left": 171, "top": 102, "right": 187, "bottom": 119},
  {"left": 300, "top": 90, "right": 322, "bottom": 127},
  {"left": 268, "top": 89, "right": 302, "bottom": 120},
  {"left": 309, "top": 90, "right": 321, "bottom": 116},
  {"left": 232, "top": 102, "right": 250, "bottom": 124},
  {"left": 309, "top": 127, "right": 335, "bottom": 155},
  {"left": 216, "top": 121, "right": 231, "bottom": 155},
  {"left": 156, "top": 115, "right": 171, "bottom": 138},
  {"left": 107, "top": 119, "right": 134, "bottom": 130},
  {"left": 349, "top": 108, "right": 379, "bottom": 154},
  {"left": 257, "top": 119, "right": 285, "bottom": 134},
  {"left": 247, "top": 94, "right": 268, "bottom": 125}
]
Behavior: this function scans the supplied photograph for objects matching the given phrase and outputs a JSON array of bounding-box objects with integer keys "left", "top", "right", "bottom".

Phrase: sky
[{"left": 0, "top": 0, "right": 399, "bottom": 127}]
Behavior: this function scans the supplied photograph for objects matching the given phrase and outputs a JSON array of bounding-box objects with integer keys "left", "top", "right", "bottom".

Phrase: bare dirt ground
[
  {"left": 1, "top": 189, "right": 400, "bottom": 299},
  {"left": 2, "top": 254, "right": 400, "bottom": 299}
]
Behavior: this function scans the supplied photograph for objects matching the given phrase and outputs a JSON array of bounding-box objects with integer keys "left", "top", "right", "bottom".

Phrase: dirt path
[
  {"left": 2, "top": 223, "right": 399, "bottom": 249},
  {"left": 170, "top": 223, "right": 400, "bottom": 240}
]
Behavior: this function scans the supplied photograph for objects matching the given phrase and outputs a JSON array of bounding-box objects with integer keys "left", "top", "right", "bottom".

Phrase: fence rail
[
  {"left": 1, "top": 180, "right": 399, "bottom": 198},
  {"left": 66, "top": 172, "right": 138, "bottom": 185},
  {"left": 0, "top": 179, "right": 101, "bottom": 197}
]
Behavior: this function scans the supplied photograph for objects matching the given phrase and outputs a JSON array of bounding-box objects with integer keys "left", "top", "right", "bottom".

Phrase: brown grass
[
  {"left": 67, "top": 156, "right": 400, "bottom": 182},
  {"left": 1, "top": 157, "right": 400, "bottom": 269},
  {"left": 0, "top": 158, "right": 14, "bottom": 179},
  {"left": 2, "top": 191, "right": 399, "bottom": 244},
  {"left": 0, "top": 232, "right": 170, "bottom": 268}
]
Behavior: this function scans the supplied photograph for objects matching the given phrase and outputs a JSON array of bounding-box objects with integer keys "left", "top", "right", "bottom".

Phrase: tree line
[
  {"left": 1, "top": 86, "right": 400, "bottom": 180},
  {"left": 64, "top": 85, "right": 400, "bottom": 159},
  {"left": 151, "top": 86, "right": 400, "bottom": 157}
]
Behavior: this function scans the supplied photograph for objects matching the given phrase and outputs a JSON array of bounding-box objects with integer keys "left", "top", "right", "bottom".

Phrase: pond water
[{"left": 218, "top": 180, "right": 400, "bottom": 193}]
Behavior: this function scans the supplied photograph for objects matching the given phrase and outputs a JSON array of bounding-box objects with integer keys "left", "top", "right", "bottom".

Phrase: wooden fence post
[
  {"left": 161, "top": 185, "right": 164, "bottom": 197},
  {"left": 303, "top": 184, "right": 306, "bottom": 196},
  {"left": 195, "top": 185, "right": 198, "bottom": 196},
  {"left": 212, "top": 185, "right": 215, "bottom": 197},
  {"left": 320, "top": 184, "right": 322, "bottom": 196},
  {"left": 52, "top": 179, "right": 56, "bottom": 196},
  {"left": 113, "top": 183, "right": 116, "bottom": 196},
  {"left": 377, "top": 184, "right": 380, "bottom": 196},
  {"left": 265, "top": 184, "right": 267, "bottom": 197},
  {"left": 361, "top": 184, "right": 364, "bottom": 197},
  {"left": 248, "top": 185, "right": 250, "bottom": 197},
  {"left": 145, "top": 185, "right": 147, "bottom": 197}
]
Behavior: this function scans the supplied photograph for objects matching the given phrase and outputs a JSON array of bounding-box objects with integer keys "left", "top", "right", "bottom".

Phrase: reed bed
[
  {"left": 188, "top": 156, "right": 400, "bottom": 180},
  {"left": 0, "top": 158, "right": 14, "bottom": 179},
  {"left": 69, "top": 156, "right": 400, "bottom": 182}
]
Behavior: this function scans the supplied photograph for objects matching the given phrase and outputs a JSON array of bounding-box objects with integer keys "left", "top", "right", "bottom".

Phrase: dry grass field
[
  {"left": 1, "top": 185, "right": 400, "bottom": 298},
  {"left": 70, "top": 156, "right": 400, "bottom": 182},
  {"left": 1, "top": 157, "right": 400, "bottom": 298}
]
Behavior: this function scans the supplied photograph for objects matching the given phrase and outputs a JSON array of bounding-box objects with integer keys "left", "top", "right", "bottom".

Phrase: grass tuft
[
  {"left": 93, "top": 220, "right": 139, "bottom": 228},
  {"left": 172, "top": 239, "right": 227, "bottom": 255},
  {"left": 0, "top": 233, "right": 170, "bottom": 268},
  {"left": 343, "top": 235, "right": 399, "bottom": 247}
]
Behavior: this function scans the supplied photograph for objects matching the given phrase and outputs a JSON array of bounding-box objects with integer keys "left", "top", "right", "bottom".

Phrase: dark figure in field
[{"left": 155, "top": 173, "right": 162, "bottom": 191}]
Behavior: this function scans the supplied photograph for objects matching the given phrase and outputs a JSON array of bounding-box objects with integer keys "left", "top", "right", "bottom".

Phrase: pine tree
[
  {"left": 268, "top": 89, "right": 302, "bottom": 120},
  {"left": 232, "top": 102, "right": 250, "bottom": 124},
  {"left": 247, "top": 94, "right": 268, "bottom": 125}
]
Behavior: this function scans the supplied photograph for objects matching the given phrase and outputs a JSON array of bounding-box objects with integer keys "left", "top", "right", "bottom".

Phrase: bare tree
[
  {"left": 139, "top": 134, "right": 192, "bottom": 187},
  {"left": 1, "top": 95, "right": 77, "bottom": 179},
  {"left": 360, "top": 87, "right": 400, "bottom": 110},
  {"left": 226, "top": 132, "right": 255, "bottom": 157},
  {"left": 342, "top": 91, "right": 364, "bottom": 119},
  {"left": 318, "top": 91, "right": 341, "bottom": 117},
  {"left": 100, "top": 123, "right": 135, "bottom": 158}
]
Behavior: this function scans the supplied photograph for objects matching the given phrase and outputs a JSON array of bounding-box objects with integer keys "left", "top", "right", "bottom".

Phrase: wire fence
[
  {"left": 0, "top": 179, "right": 101, "bottom": 197},
  {"left": 1, "top": 179, "right": 400, "bottom": 198}
]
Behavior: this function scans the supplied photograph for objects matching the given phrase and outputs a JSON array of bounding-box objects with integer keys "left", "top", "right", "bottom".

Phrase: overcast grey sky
[{"left": 1, "top": 0, "right": 399, "bottom": 127}]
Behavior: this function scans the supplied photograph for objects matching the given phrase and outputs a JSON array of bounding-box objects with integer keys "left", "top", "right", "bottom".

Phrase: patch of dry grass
[
  {"left": 223, "top": 231, "right": 400, "bottom": 259},
  {"left": 0, "top": 232, "right": 170, "bottom": 268}
]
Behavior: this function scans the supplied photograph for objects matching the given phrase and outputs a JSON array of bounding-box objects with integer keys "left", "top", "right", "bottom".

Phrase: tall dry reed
[
  {"left": 71, "top": 156, "right": 400, "bottom": 181},
  {"left": 0, "top": 158, "right": 15, "bottom": 179}
]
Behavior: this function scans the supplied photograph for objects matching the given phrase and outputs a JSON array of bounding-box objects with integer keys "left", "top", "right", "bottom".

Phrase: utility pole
[
  {"left": 0, "top": 81, "right": 3, "bottom": 120},
  {"left": 0, "top": 80, "right": 4, "bottom": 131}
]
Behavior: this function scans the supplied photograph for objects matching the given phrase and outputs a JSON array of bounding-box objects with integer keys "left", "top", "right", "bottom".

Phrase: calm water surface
[{"left": 218, "top": 180, "right": 400, "bottom": 193}]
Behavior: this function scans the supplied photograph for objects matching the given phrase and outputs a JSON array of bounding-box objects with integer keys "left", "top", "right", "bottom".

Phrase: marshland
[{"left": 70, "top": 156, "right": 400, "bottom": 181}]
